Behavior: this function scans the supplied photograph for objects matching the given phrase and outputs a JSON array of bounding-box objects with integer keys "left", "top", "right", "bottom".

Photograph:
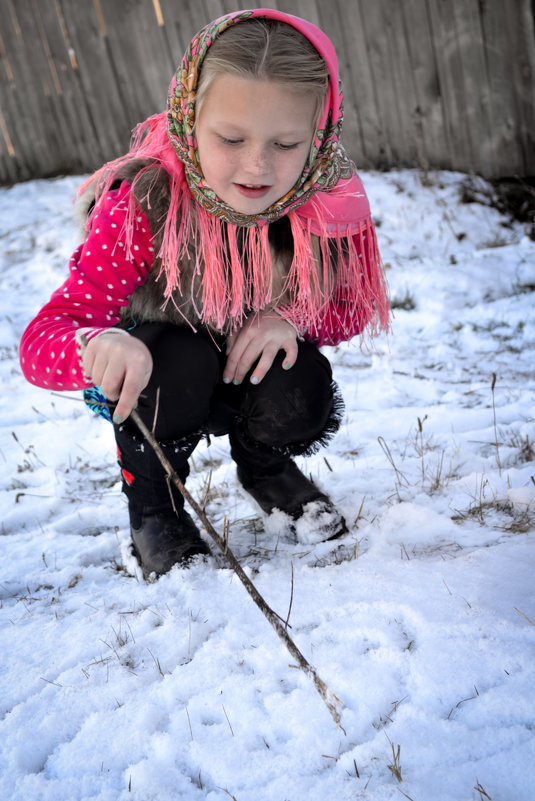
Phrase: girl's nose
[{"left": 244, "top": 145, "right": 270, "bottom": 174}]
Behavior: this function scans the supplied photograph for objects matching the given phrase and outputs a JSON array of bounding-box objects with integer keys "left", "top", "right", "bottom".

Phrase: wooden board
[{"left": 0, "top": 0, "right": 533, "bottom": 183}]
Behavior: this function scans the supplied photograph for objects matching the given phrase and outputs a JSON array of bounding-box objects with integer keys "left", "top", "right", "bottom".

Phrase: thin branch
[
  {"left": 129, "top": 407, "right": 345, "bottom": 730},
  {"left": 75, "top": 334, "right": 345, "bottom": 730}
]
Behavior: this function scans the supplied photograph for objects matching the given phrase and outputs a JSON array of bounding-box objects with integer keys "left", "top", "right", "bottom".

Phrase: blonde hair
[{"left": 195, "top": 19, "right": 329, "bottom": 128}]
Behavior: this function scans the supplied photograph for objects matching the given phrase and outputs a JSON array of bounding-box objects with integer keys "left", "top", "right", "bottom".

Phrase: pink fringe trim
[{"left": 78, "top": 112, "right": 389, "bottom": 340}]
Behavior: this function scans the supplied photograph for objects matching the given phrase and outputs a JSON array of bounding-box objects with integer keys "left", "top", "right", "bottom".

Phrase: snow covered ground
[{"left": 1, "top": 169, "right": 534, "bottom": 801}]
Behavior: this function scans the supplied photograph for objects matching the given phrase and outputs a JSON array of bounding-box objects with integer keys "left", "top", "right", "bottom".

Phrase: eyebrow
[{"left": 211, "top": 122, "right": 311, "bottom": 138}]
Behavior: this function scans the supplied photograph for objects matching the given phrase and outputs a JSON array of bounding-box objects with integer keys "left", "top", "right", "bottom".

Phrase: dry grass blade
[
  {"left": 515, "top": 607, "right": 535, "bottom": 626},
  {"left": 491, "top": 373, "right": 502, "bottom": 475},
  {"left": 185, "top": 707, "right": 193, "bottom": 741},
  {"left": 387, "top": 742, "right": 403, "bottom": 782},
  {"left": 218, "top": 789, "right": 239, "bottom": 801},
  {"left": 474, "top": 780, "right": 493, "bottom": 800},
  {"left": 378, "top": 435, "right": 409, "bottom": 489},
  {"left": 222, "top": 704, "right": 234, "bottom": 737},
  {"left": 40, "top": 676, "right": 62, "bottom": 688},
  {"left": 147, "top": 648, "right": 165, "bottom": 676},
  {"left": 285, "top": 563, "right": 294, "bottom": 629}
]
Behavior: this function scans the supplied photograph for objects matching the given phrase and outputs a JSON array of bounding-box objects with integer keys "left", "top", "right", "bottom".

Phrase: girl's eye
[{"left": 218, "top": 137, "right": 300, "bottom": 150}]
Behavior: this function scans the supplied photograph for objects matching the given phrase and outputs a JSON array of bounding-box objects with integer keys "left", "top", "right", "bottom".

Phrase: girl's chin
[
  {"left": 207, "top": 179, "right": 297, "bottom": 215},
  {"left": 213, "top": 183, "right": 295, "bottom": 215},
  {"left": 222, "top": 186, "right": 267, "bottom": 214},
  {"left": 223, "top": 187, "right": 280, "bottom": 215}
]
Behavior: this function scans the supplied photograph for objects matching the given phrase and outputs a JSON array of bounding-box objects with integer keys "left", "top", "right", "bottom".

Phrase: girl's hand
[
  {"left": 224, "top": 310, "right": 298, "bottom": 385},
  {"left": 82, "top": 333, "right": 153, "bottom": 423}
]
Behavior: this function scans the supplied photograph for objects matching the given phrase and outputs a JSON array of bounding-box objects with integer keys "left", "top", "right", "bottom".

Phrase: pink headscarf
[
  {"left": 81, "top": 9, "right": 389, "bottom": 339},
  {"left": 166, "top": 8, "right": 345, "bottom": 225}
]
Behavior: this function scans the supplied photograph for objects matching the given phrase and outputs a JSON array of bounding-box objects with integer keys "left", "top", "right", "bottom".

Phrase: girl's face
[{"left": 195, "top": 74, "right": 317, "bottom": 215}]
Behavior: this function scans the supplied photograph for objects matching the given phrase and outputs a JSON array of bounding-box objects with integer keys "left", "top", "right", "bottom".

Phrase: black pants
[{"left": 114, "top": 323, "right": 342, "bottom": 509}]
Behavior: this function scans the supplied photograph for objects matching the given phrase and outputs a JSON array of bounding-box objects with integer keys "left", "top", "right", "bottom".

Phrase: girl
[{"left": 20, "top": 9, "right": 390, "bottom": 579}]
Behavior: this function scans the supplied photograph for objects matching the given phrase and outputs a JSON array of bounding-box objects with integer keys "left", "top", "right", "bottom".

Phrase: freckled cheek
[
  {"left": 200, "top": 149, "right": 229, "bottom": 188},
  {"left": 284, "top": 154, "right": 308, "bottom": 188},
  {"left": 212, "top": 147, "right": 240, "bottom": 179}
]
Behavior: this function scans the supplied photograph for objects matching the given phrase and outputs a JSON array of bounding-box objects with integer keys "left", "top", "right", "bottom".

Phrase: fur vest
[{"left": 79, "top": 159, "right": 295, "bottom": 336}]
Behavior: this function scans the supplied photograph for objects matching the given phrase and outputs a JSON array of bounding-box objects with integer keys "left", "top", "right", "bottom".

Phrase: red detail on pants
[{"left": 121, "top": 468, "right": 135, "bottom": 485}]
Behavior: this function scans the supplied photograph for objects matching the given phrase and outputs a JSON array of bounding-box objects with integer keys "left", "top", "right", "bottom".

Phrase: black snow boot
[
  {"left": 225, "top": 343, "right": 347, "bottom": 542},
  {"left": 129, "top": 503, "right": 210, "bottom": 580},
  {"left": 237, "top": 459, "right": 348, "bottom": 541},
  {"left": 115, "top": 425, "right": 211, "bottom": 579}
]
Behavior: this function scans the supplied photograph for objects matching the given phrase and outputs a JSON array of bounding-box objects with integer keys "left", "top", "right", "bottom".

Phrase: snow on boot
[
  {"left": 237, "top": 460, "right": 348, "bottom": 543},
  {"left": 130, "top": 503, "right": 210, "bottom": 580}
]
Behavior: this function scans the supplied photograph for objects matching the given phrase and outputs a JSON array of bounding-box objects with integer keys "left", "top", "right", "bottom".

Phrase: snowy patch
[{"left": 1, "top": 170, "right": 534, "bottom": 801}]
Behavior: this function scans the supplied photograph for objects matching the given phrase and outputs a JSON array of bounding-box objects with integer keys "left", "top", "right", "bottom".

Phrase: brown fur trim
[{"left": 73, "top": 177, "right": 99, "bottom": 242}]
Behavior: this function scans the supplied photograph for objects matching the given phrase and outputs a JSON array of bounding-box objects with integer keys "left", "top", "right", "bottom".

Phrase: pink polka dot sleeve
[{"left": 19, "top": 181, "right": 155, "bottom": 390}]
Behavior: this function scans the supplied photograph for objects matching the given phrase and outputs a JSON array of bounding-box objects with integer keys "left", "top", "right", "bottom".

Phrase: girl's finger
[
  {"left": 112, "top": 370, "right": 144, "bottom": 423},
  {"left": 280, "top": 339, "right": 299, "bottom": 372},
  {"left": 81, "top": 348, "right": 96, "bottom": 381},
  {"left": 83, "top": 341, "right": 111, "bottom": 385},
  {"left": 249, "top": 344, "right": 279, "bottom": 384},
  {"left": 250, "top": 337, "right": 299, "bottom": 384},
  {"left": 223, "top": 334, "right": 250, "bottom": 383},
  {"left": 225, "top": 329, "right": 238, "bottom": 355},
  {"left": 100, "top": 362, "right": 127, "bottom": 402}
]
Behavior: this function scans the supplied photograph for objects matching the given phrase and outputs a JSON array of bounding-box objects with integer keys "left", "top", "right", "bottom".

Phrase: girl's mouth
[{"left": 235, "top": 183, "right": 271, "bottom": 199}]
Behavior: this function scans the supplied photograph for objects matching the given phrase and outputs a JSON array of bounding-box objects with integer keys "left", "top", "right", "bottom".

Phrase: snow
[{"left": 1, "top": 169, "right": 534, "bottom": 801}]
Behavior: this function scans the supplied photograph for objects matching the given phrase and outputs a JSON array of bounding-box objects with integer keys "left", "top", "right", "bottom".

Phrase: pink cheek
[{"left": 205, "top": 152, "right": 229, "bottom": 181}]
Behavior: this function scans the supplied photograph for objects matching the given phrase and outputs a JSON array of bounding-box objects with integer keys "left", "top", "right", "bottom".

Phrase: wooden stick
[
  {"left": 128, "top": 407, "right": 345, "bottom": 730},
  {"left": 76, "top": 335, "right": 344, "bottom": 728}
]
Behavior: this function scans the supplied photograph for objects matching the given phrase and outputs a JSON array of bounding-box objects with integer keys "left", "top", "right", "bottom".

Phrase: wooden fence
[{"left": 0, "top": 0, "right": 534, "bottom": 185}]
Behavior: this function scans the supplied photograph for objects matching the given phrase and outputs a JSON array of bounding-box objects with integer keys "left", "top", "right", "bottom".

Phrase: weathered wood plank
[
  {"left": 34, "top": 0, "right": 106, "bottom": 174},
  {"left": 477, "top": 0, "right": 520, "bottom": 176},
  {"left": 58, "top": 0, "right": 128, "bottom": 162},
  {"left": 313, "top": 1, "right": 370, "bottom": 168},
  {"left": 425, "top": 0, "right": 475, "bottom": 173},
  {"left": 450, "top": 0, "right": 495, "bottom": 177},
  {"left": 98, "top": 0, "right": 171, "bottom": 123},
  {"left": 352, "top": 0, "right": 400, "bottom": 165},
  {"left": 504, "top": 0, "right": 535, "bottom": 175},
  {"left": 288, "top": 0, "right": 322, "bottom": 28},
  {"left": 400, "top": 0, "right": 450, "bottom": 170},
  {"left": 2, "top": 0, "right": 58, "bottom": 179},
  {"left": 154, "top": 0, "right": 190, "bottom": 74},
  {"left": 381, "top": 0, "right": 423, "bottom": 169},
  {"left": 0, "top": 0, "right": 533, "bottom": 183}
]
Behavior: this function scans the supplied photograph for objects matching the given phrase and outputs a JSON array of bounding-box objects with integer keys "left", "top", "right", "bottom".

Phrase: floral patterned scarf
[
  {"left": 166, "top": 8, "right": 352, "bottom": 226},
  {"left": 80, "top": 8, "right": 389, "bottom": 340}
]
